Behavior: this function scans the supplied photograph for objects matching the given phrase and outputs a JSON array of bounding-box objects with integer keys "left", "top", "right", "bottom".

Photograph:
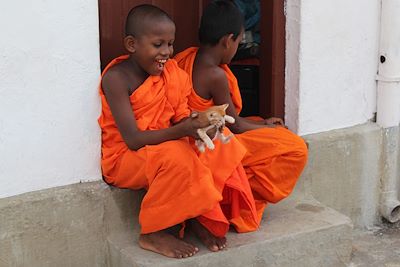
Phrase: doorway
[{"left": 98, "top": 0, "right": 285, "bottom": 118}]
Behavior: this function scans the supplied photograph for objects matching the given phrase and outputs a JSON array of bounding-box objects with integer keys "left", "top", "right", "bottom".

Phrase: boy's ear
[
  {"left": 220, "top": 34, "right": 234, "bottom": 48},
  {"left": 124, "top": 35, "right": 136, "bottom": 53}
]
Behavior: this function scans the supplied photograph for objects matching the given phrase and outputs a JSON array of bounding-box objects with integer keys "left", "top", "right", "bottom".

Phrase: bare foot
[
  {"left": 139, "top": 231, "right": 199, "bottom": 258},
  {"left": 189, "top": 219, "right": 227, "bottom": 252}
]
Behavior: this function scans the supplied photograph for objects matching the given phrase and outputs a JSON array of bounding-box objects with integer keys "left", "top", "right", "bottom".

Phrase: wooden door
[{"left": 98, "top": 0, "right": 285, "bottom": 118}]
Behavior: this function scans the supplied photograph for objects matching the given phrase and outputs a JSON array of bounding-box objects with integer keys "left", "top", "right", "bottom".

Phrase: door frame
[{"left": 259, "top": 0, "right": 285, "bottom": 119}]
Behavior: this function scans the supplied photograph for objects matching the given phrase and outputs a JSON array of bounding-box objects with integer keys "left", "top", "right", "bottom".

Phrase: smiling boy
[{"left": 98, "top": 4, "right": 260, "bottom": 259}]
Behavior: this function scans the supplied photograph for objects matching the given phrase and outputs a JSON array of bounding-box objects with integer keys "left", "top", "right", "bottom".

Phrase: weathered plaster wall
[
  {"left": 0, "top": 0, "right": 101, "bottom": 198},
  {"left": 286, "top": 0, "right": 381, "bottom": 135}
]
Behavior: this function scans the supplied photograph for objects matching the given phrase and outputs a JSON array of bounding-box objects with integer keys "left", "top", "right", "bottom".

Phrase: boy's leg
[
  {"left": 111, "top": 139, "right": 223, "bottom": 257},
  {"left": 105, "top": 143, "right": 200, "bottom": 258},
  {"left": 189, "top": 164, "right": 261, "bottom": 252},
  {"left": 237, "top": 127, "right": 308, "bottom": 203}
]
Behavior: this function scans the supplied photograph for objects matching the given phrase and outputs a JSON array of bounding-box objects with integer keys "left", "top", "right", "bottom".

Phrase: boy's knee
[{"left": 291, "top": 136, "right": 308, "bottom": 161}]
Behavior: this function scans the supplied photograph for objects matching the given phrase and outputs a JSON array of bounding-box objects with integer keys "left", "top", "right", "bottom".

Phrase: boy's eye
[
  {"left": 153, "top": 43, "right": 162, "bottom": 48},
  {"left": 168, "top": 42, "right": 173, "bottom": 47}
]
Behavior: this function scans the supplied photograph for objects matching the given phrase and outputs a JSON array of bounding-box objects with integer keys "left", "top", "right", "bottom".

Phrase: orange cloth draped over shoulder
[
  {"left": 98, "top": 55, "right": 260, "bottom": 237},
  {"left": 175, "top": 47, "right": 308, "bottom": 206}
]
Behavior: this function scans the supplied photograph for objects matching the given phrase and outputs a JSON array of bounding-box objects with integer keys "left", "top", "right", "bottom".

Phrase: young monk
[
  {"left": 175, "top": 0, "right": 308, "bottom": 213},
  {"left": 98, "top": 4, "right": 260, "bottom": 259}
]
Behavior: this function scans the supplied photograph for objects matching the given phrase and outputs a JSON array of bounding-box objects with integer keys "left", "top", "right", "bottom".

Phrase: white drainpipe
[{"left": 376, "top": 0, "right": 400, "bottom": 223}]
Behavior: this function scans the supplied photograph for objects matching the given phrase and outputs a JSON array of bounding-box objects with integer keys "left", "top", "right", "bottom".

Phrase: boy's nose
[{"left": 160, "top": 46, "right": 170, "bottom": 56}]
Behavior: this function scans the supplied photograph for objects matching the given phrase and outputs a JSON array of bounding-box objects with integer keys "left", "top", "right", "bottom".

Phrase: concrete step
[
  {"left": 105, "top": 195, "right": 353, "bottom": 267},
  {"left": 349, "top": 225, "right": 400, "bottom": 267}
]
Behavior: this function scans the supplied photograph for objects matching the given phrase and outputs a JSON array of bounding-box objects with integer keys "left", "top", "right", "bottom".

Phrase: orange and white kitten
[{"left": 191, "top": 104, "right": 235, "bottom": 152}]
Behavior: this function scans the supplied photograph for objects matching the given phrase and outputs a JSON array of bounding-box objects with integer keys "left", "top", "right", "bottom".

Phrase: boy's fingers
[{"left": 265, "top": 117, "right": 285, "bottom": 126}]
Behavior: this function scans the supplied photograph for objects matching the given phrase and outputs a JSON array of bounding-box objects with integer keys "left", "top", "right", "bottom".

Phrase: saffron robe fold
[
  {"left": 98, "top": 55, "right": 259, "bottom": 236},
  {"left": 175, "top": 48, "right": 308, "bottom": 206}
]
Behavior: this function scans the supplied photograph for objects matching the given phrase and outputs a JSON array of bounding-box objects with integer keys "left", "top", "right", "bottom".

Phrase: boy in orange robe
[
  {"left": 175, "top": 0, "right": 308, "bottom": 211},
  {"left": 98, "top": 4, "right": 260, "bottom": 259}
]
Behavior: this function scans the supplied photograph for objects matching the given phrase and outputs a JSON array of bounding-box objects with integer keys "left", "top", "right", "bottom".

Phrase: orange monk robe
[
  {"left": 98, "top": 55, "right": 259, "bottom": 237},
  {"left": 175, "top": 47, "right": 308, "bottom": 206},
  {"left": 192, "top": 121, "right": 261, "bottom": 236}
]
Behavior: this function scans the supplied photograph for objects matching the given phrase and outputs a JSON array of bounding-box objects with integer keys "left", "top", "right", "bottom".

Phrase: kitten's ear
[
  {"left": 191, "top": 111, "right": 199, "bottom": 118},
  {"left": 222, "top": 103, "right": 229, "bottom": 111}
]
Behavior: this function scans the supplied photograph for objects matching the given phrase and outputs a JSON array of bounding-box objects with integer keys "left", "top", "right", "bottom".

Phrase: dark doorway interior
[{"left": 98, "top": 0, "right": 285, "bottom": 118}]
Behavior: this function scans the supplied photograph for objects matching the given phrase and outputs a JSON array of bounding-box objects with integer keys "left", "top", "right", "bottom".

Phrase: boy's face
[
  {"left": 130, "top": 20, "right": 175, "bottom": 76},
  {"left": 224, "top": 29, "right": 244, "bottom": 64}
]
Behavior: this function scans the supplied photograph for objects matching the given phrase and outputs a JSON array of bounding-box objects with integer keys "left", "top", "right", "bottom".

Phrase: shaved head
[{"left": 125, "top": 4, "right": 174, "bottom": 37}]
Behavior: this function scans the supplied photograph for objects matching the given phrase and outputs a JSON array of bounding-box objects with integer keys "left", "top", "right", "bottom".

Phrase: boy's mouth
[
  {"left": 157, "top": 59, "right": 168, "bottom": 64},
  {"left": 155, "top": 58, "right": 168, "bottom": 72}
]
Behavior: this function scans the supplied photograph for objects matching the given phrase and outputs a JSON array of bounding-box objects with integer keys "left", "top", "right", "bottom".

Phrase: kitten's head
[{"left": 206, "top": 104, "right": 228, "bottom": 123}]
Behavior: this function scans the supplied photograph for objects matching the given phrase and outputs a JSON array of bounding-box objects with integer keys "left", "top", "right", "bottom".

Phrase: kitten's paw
[
  {"left": 224, "top": 115, "right": 235, "bottom": 124},
  {"left": 205, "top": 141, "right": 215, "bottom": 150},
  {"left": 196, "top": 140, "right": 206, "bottom": 153}
]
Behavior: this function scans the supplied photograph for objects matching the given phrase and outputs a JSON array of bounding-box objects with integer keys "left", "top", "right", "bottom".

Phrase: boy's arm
[
  {"left": 207, "top": 68, "right": 271, "bottom": 134},
  {"left": 102, "top": 70, "right": 205, "bottom": 151}
]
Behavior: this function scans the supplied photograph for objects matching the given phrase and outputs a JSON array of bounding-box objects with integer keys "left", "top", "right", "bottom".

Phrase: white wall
[
  {"left": 286, "top": 0, "right": 381, "bottom": 135},
  {"left": 0, "top": 0, "right": 102, "bottom": 198}
]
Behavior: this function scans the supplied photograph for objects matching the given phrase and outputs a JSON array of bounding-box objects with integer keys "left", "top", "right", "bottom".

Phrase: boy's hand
[
  {"left": 264, "top": 117, "right": 286, "bottom": 127},
  {"left": 181, "top": 114, "right": 211, "bottom": 139}
]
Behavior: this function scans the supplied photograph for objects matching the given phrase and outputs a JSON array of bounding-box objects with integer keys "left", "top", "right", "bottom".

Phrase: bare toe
[
  {"left": 216, "top": 237, "right": 227, "bottom": 249},
  {"left": 209, "top": 244, "right": 219, "bottom": 252},
  {"left": 189, "top": 219, "right": 227, "bottom": 252},
  {"left": 139, "top": 231, "right": 197, "bottom": 259}
]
